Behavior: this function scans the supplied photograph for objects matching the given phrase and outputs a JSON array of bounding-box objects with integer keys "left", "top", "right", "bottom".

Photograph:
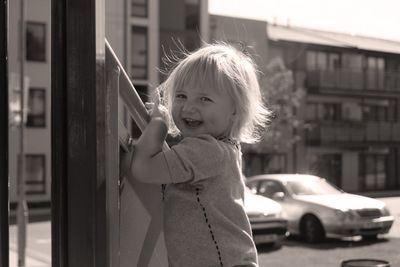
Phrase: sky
[{"left": 209, "top": 0, "right": 400, "bottom": 42}]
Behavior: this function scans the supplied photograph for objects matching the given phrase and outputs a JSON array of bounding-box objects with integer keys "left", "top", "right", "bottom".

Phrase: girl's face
[{"left": 171, "top": 81, "right": 236, "bottom": 139}]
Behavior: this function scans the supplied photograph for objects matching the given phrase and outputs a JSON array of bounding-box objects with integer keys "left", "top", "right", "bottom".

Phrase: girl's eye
[
  {"left": 175, "top": 93, "right": 186, "bottom": 99},
  {"left": 200, "top": 96, "right": 213, "bottom": 102}
]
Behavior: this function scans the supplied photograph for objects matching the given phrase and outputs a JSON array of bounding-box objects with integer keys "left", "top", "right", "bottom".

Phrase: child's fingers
[
  {"left": 145, "top": 101, "right": 162, "bottom": 118},
  {"left": 145, "top": 102, "right": 154, "bottom": 110}
]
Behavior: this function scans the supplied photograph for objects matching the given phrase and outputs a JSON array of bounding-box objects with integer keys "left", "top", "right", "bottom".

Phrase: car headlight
[
  {"left": 334, "top": 209, "right": 346, "bottom": 220},
  {"left": 263, "top": 211, "right": 279, "bottom": 218},
  {"left": 334, "top": 209, "right": 356, "bottom": 221},
  {"left": 381, "top": 206, "right": 391, "bottom": 216}
]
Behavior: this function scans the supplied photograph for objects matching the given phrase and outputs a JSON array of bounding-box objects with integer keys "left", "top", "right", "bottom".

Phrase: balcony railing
[
  {"left": 306, "top": 121, "right": 400, "bottom": 144},
  {"left": 306, "top": 69, "right": 400, "bottom": 92},
  {"left": 105, "top": 39, "right": 169, "bottom": 266}
]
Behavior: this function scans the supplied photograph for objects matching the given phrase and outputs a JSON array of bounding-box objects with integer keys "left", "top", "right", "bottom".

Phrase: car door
[{"left": 257, "top": 179, "right": 300, "bottom": 232}]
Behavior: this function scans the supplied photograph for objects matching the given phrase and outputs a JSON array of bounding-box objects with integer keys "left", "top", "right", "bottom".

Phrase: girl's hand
[{"left": 145, "top": 92, "right": 169, "bottom": 124}]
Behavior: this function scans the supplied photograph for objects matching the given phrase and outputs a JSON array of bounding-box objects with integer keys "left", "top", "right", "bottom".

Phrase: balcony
[
  {"left": 306, "top": 121, "right": 400, "bottom": 145},
  {"left": 306, "top": 70, "right": 400, "bottom": 93}
]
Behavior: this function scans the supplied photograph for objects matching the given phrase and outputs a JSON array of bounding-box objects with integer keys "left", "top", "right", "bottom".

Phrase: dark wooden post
[
  {"left": 51, "top": 0, "right": 114, "bottom": 266},
  {"left": 0, "top": 1, "right": 9, "bottom": 267}
]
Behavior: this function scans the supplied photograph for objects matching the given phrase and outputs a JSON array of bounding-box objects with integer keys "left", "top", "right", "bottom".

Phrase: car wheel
[{"left": 301, "top": 215, "right": 325, "bottom": 243}]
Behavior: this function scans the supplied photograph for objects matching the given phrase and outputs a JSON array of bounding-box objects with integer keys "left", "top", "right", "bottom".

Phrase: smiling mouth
[{"left": 183, "top": 118, "right": 202, "bottom": 128}]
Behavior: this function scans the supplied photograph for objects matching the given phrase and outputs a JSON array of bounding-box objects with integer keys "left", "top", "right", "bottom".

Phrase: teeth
[{"left": 183, "top": 118, "right": 201, "bottom": 127}]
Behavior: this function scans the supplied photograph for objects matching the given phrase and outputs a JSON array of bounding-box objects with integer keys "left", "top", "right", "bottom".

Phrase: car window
[
  {"left": 258, "top": 180, "right": 284, "bottom": 198},
  {"left": 246, "top": 181, "right": 259, "bottom": 194},
  {"left": 286, "top": 179, "right": 341, "bottom": 195}
]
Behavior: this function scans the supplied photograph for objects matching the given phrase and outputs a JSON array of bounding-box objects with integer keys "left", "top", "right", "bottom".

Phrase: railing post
[
  {"left": 105, "top": 43, "right": 121, "bottom": 267},
  {"left": 0, "top": 1, "right": 9, "bottom": 267},
  {"left": 106, "top": 40, "right": 169, "bottom": 267},
  {"left": 52, "top": 0, "right": 109, "bottom": 266}
]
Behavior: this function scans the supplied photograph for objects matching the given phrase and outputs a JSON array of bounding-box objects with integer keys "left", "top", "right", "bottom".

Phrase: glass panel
[
  {"left": 342, "top": 102, "right": 361, "bottom": 121},
  {"left": 328, "top": 53, "right": 340, "bottom": 70},
  {"left": 306, "top": 51, "right": 316, "bottom": 70},
  {"left": 316, "top": 52, "right": 327, "bottom": 70},
  {"left": 26, "top": 22, "right": 46, "bottom": 62},
  {"left": 365, "top": 173, "right": 375, "bottom": 190},
  {"left": 377, "top": 58, "right": 385, "bottom": 70},
  {"left": 259, "top": 181, "right": 283, "bottom": 198},
  {"left": 246, "top": 181, "right": 259, "bottom": 194},
  {"left": 25, "top": 155, "right": 46, "bottom": 195},
  {"left": 9, "top": 2, "right": 52, "bottom": 266},
  {"left": 26, "top": 88, "right": 46, "bottom": 127},
  {"left": 376, "top": 155, "right": 386, "bottom": 189},
  {"left": 265, "top": 154, "right": 286, "bottom": 173},
  {"left": 362, "top": 103, "right": 390, "bottom": 121},
  {"left": 367, "top": 57, "right": 377, "bottom": 69},
  {"left": 309, "top": 154, "right": 342, "bottom": 187},
  {"left": 131, "top": 0, "right": 147, "bottom": 17},
  {"left": 185, "top": 0, "right": 200, "bottom": 30},
  {"left": 130, "top": 26, "right": 148, "bottom": 79},
  {"left": 342, "top": 53, "right": 362, "bottom": 70},
  {"left": 361, "top": 154, "right": 388, "bottom": 191}
]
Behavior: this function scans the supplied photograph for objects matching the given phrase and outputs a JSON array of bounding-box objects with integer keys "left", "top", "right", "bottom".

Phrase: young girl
[{"left": 131, "top": 42, "right": 270, "bottom": 267}]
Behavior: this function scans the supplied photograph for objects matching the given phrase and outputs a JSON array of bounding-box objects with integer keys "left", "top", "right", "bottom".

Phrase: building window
[
  {"left": 342, "top": 53, "right": 363, "bottom": 70},
  {"left": 25, "top": 154, "right": 46, "bottom": 195},
  {"left": 26, "top": 22, "right": 46, "bottom": 62},
  {"left": 306, "top": 51, "right": 340, "bottom": 70},
  {"left": 309, "top": 153, "right": 342, "bottom": 187},
  {"left": 131, "top": 0, "right": 147, "bottom": 17},
  {"left": 130, "top": 26, "right": 148, "bottom": 79},
  {"left": 359, "top": 153, "right": 387, "bottom": 191},
  {"left": 267, "top": 154, "right": 287, "bottom": 174},
  {"left": 306, "top": 102, "right": 342, "bottom": 121},
  {"left": 185, "top": 0, "right": 200, "bottom": 30},
  {"left": 26, "top": 88, "right": 46, "bottom": 127},
  {"left": 362, "top": 99, "right": 397, "bottom": 122},
  {"left": 243, "top": 153, "right": 287, "bottom": 177},
  {"left": 342, "top": 102, "right": 362, "bottom": 121},
  {"left": 365, "top": 56, "right": 385, "bottom": 90}
]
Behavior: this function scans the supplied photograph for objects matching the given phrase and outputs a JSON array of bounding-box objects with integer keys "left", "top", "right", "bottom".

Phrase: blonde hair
[{"left": 158, "top": 42, "right": 271, "bottom": 144}]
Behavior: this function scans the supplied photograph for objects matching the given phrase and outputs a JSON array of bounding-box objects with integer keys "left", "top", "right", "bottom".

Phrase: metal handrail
[{"left": 105, "top": 39, "right": 169, "bottom": 151}]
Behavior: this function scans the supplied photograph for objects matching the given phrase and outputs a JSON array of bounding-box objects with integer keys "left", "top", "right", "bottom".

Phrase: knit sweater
[{"left": 162, "top": 134, "right": 258, "bottom": 267}]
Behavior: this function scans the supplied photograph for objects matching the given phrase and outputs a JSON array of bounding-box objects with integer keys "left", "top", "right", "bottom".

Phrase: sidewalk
[
  {"left": 9, "top": 249, "right": 50, "bottom": 267},
  {"left": 9, "top": 221, "right": 51, "bottom": 267}
]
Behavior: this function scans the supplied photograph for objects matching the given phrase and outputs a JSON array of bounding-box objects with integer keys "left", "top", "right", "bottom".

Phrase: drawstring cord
[{"left": 196, "top": 187, "right": 224, "bottom": 266}]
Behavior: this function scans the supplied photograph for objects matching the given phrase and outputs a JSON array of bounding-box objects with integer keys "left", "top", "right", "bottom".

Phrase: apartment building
[
  {"left": 8, "top": 0, "right": 52, "bottom": 211},
  {"left": 8, "top": 0, "right": 209, "bottom": 208},
  {"left": 211, "top": 15, "right": 400, "bottom": 194},
  {"left": 269, "top": 24, "right": 400, "bottom": 193}
]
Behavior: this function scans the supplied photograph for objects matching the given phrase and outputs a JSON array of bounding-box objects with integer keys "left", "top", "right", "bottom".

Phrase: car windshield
[{"left": 286, "top": 178, "right": 342, "bottom": 195}]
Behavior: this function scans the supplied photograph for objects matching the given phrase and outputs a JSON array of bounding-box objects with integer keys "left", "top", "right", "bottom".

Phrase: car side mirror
[{"left": 272, "top": 192, "right": 285, "bottom": 201}]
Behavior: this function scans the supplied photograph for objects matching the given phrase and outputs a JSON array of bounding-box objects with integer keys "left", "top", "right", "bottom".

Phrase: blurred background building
[
  {"left": 8, "top": 0, "right": 209, "bottom": 218},
  {"left": 8, "top": 0, "right": 400, "bottom": 218},
  {"left": 211, "top": 15, "right": 400, "bottom": 194}
]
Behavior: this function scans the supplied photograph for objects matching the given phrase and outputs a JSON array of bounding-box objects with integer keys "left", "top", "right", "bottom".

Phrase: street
[
  {"left": 258, "top": 233, "right": 400, "bottom": 266},
  {"left": 258, "top": 196, "right": 400, "bottom": 267},
  {"left": 8, "top": 197, "right": 400, "bottom": 267}
]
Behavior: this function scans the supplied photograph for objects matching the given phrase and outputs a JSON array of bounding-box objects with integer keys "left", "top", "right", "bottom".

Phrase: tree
[{"left": 242, "top": 57, "right": 306, "bottom": 173}]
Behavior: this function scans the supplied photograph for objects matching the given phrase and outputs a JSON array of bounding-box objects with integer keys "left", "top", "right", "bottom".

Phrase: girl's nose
[{"left": 182, "top": 99, "right": 196, "bottom": 112}]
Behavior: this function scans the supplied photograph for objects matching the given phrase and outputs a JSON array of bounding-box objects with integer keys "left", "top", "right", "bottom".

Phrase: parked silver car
[
  {"left": 246, "top": 174, "right": 394, "bottom": 243},
  {"left": 244, "top": 187, "right": 288, "bottom": 245}
]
